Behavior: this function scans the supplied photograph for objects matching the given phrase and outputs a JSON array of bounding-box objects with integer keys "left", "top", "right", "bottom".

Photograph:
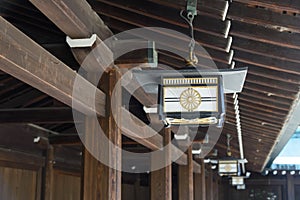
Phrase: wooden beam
[
  {"left": 29, "top": 0, "right": 114, "bottom": 72},
  {"left": 0, "top": 77, "right": 24, "bottom": 97},
  {"left": 230, "top": 21, "right": 300, "bottom": 50},
  {"left": 29, "top": 0, "right": 112, "bottom": 39},
  {"left": 232, "top": 37, "right": 300, "bottom": 64},
  {"left": 245, "top": 73, "right": 299, "bottom": 93},
  {"left": 0, "top": 147, "right": 45, "bottom": 170},
  {"left": 236, "top": 62, "right": 300, "bottom": 85},
  {"left": 0, "top": 89, "right": 47, "bottom": 108},
  {"left": 121, "top": 107, "right": 201, "bottom": 173},
  {"left": 227, "top": 94, "right": 292, "bottom": 111},
  {"left": 93, "top": 0, "right": 230, "bottom": 38},
  {"left": 0, "top": 4, "right": 62, "bottom": 37},
  {"left": 238, "top": 96, "right": 292, "bottom": 112},
  {"left": 149, "top": 0, "right": 228, "bottom": 20},
  {"left": 0, "top": 17, "right": 106, "bottom": 116},
  {"left": 158, "top": 51, "right": 231, "bottom": 70},
  {"left": 112, "top": 39, "right": 157, "bottom": 65},
  {"left": 226, "top": 110, "right": 283, "bottom": 129},
  {"left": 240, "top": 89, "right": 294, "bottom": 106},
  {"left": 95, "top": 7, "right": 232, "bottom": 63},
  {"left": 151, "top": 127, "right": 172, "bottom": 200},
  {"left": 263, "top": 91, "right": 300, "bottom": 171},
  {"left": 31, "top": 0, "right": 157, "bottom": 109},
  {"left": 229, "top": 2, "right": 300, "bottom": 33},
  {"left": 238, "top": 102, "right": 287, "bottom": 120},
  {"left": 178, "top": 146, "right": 194, "bottom": 200},
  {"left": 234, "top": 50, "right": 300, "bottom": 75},
  {"left": 31, "top": 0, "right": 202, "bottom": 173},
  {"left": 49, "top": 134, "right": 81, "bottom": 145},
  {"left": 225, "top": 116, "right": 280, "bottom": 133},
  {"left": 225, "top": 122, "right": 282, "bottom": 139},
  {"left": 235, "top": 0, "right": 300, "bottom": 13},
  {"left": 0, "top": 107, "right": 81, "bottom": 124},
  {"left": 244, "top": 82, "right": 296, "bottom": 100},
  {"left": 103, "top": 16, "right": 231, "bottom": 53}
]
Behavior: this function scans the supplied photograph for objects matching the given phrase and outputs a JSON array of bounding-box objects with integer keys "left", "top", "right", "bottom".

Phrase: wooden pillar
[
  {"left": 178, "top": 146, "right": 194, "bottom": 200},
  {"left": 194, "top": 171, "right": 202, "bottom": 200},
  {"left": 43, "top": 145, "right": 54, "bottom": 200},
  {"left": 201, "top": 159, "right": 206, "bottom": 200},
  {"left": 287, "top": 174, "right": 295, "bottom": 200},
  {"left": 151, "top": 127, "right": 172, "bottom": 200},
  {"left": 213, "top": 174, "right": 219, "bottom": 200},
  {"left": 206, "top": 167, "right": 213, "bottom": 200},
  {"left": 134, "top": 177, "right": 141, "bottom": 200},
  {"left": 81, "top": 68, "right": 122, "bottom": 200},
  {"left": 194, "top": 159, "right": 206, "bottom": 200}
]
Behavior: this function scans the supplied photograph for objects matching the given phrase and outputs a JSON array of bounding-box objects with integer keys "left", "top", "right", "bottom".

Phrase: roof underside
[{"left": 0, "top": 0, "right": 300, "bottom": 172}]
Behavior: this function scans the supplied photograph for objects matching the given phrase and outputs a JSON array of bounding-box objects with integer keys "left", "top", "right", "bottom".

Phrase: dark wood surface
[
  {"left": 0, "top": 16, "right": 106, "bottom": 116},
  {"left": 178, "top": 146, "right": 194, "bottom": 200},
  {"left": 0, "top": 107, "right": 79, "bottom": 124},
  {"left": 150, "top": 127, "right": 172, "bottom": 200},
  {"left": 0, "top": 0, "right": 299, "bottom": 177}
]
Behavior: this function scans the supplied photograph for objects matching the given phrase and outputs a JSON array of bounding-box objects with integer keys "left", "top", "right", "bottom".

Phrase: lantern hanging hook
[
  {"left": 226, "top": 134, "right": 232, "bottom": 157},
  {"left": 180, "top": 0, "right": 198, "bottom": 66}
]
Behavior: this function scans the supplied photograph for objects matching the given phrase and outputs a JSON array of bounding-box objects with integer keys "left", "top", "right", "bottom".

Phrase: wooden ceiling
[{"left": 0, "top": 0, "right": 299, "bottom": 172}]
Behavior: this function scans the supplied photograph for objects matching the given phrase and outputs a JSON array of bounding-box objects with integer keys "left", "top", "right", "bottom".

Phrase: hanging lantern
[
  {"left": 135, "top": 68, "right": 248, "bottom": 127},
  {"left": 231, "top": 176, "right": 245, "bottom": 186},
  {"left": 158, "top": 74, "right": 225, "bottom": 126},
  {"left": 218, "top": 158, "right": 240, "bottom": 176}
]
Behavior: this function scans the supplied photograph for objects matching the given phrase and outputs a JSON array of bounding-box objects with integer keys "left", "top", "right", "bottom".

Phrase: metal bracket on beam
[
  {"left": 192, "top": 143, "right": 202, "bottom": 154},
  {"left": 174, "top": 133, "right": 189, "bottom": 140},
  {"left": 66, "top": 34, "right": 97, "bottom": 48},
  {"left": 143, "top": 106, "right": 157, "bottom": 114},
  {"left": 186, "top": 0, "right": 198, "bottom": 18},
  {"left": 148, "top": 41, "right": 158, "bottom": 68}
]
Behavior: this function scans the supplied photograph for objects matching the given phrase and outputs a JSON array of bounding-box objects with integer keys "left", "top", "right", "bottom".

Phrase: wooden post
[
  {"left": 178, "top": 146, "right": 194, "bottom": 200},
  {"left": 151, "top": 127, "right": 172, "bottom": 200},
  {"left": 36, "top": 168, "right": 43, "bottom": 200},
  {"left": 98, "top": 68, "right": 122, "bottom": 200},
  {"left": 81, "top": 68, "right": 122, "bottom": 200},
  {"left": 81, "top": 144, "right": 98, "bottom": 199},
  {"left": 201, "top": 159, "right": 206, "bottom": 200},
  {"left": 194, "top": 159, "right": 206, "bottom": 200},
  {"left": 43, "top": 146, "right": 54, "bottom": 200},
  {"left": 206, "top": 167, "right": 213, "bottom": 200},
  {"left": 213, "top": 174, "right": 219, "bottom": 200},
  {"left": 287, "top": 174, "right": 295, "bottom": 200},
  {"left": 194, "top": 171, "right": 202, "bottom": 200},
  {"left": 134, "top": 177, "right": 140, "bottom": 200}
]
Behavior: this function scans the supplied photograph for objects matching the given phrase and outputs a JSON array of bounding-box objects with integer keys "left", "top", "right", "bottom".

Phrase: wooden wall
[
  {"left": 0, "top": 125, "right": 81, "bottom": 200},
  {"left": 122, "top": 184, "right": 149, "bottom": 200},
  {"left": 53, "top": 171, "right": 81, "bottom": 200},
  {"left": 0, "top": 167, "right": 39, "bottom": 200},
  {"left": 220, "top": 173, "right": 300, "bottom": 200}
]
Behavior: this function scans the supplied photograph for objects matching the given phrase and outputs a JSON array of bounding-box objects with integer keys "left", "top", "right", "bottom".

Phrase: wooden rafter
[
  {"left": 0, "top": 107, "right": 80, "bottom": 124},
  {"left": 28, "top": 0, "right": 201, "bottom": 172},
  {"left": 0, "top": 16, "right": 106, "bottom": 116},
  {"left": 228, "top": 2, "right": 300, "bottom": 33}
]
